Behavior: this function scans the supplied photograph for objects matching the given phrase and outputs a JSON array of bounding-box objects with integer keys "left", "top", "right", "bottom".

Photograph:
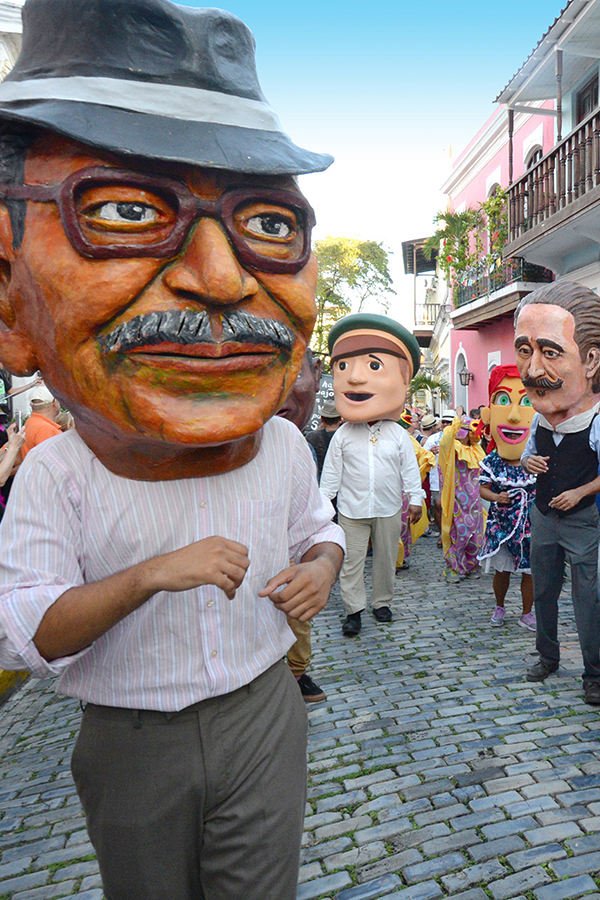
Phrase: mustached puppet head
[
  {"left": 480, "top": 364, "right": 534, "bottom": 460},
  {"left": 328, "top": 313, "right": 421, "bottom": 423}
]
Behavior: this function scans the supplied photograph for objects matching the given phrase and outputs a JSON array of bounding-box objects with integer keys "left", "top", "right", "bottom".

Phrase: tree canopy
[{"left": 312, "top": 237, "right": 395, "bottom": 356}]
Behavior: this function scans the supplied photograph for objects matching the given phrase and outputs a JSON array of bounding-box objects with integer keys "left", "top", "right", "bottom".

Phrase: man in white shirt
[
  {"left": 0, "top": 2, "right": 343, "bottom": 898},
  {"left": 423, "top": 410, "right": 454, "bottom": 542},
  {"left": 321, "top": 314, "right": 423, "bottom": 635},
  {"left": 515, "top": 282, "right": 600, "bottom": 706}
]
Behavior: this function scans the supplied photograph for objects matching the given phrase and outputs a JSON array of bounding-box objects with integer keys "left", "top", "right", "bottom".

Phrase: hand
[
  {"left": 524, "top": 454, "right": 549, "bottom": 474},
  {"left": 495, "top": 491, "right": 512, "bottom": 505},
  {"left": 146, "top": 536, "right": 249, "bottom": 600},
  {"left": 432, "top": 445, "right": 440, "bottom": 456},
  {"left": 549, "top": 489, "right": 582, "bottom": 512},
  {"left": 408, "top": 504, "right": 422, "bottom": 524},
  {"left": 259, "top": 557, "right": 336, "bottom": 622},
  {"left": 5, "top": 423, "right": 25, "bottom": 450},
  {"left": 6, "top": 422, "right": 25, "bottom": 450}
]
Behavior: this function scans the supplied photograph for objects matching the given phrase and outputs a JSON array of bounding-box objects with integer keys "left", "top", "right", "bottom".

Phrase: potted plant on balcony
[{"left": 423, "top": 208, "right": 482, "bottom": 302}]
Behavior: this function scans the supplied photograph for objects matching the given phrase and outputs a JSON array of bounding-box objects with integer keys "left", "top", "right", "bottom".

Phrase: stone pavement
[{"left": 1, "top": 531, "right": 600, "bottom": 900}]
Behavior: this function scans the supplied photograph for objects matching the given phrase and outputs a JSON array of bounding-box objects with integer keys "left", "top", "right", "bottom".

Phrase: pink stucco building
[{"left": 442, "top": 103, "right": 556, "bottom": 412}]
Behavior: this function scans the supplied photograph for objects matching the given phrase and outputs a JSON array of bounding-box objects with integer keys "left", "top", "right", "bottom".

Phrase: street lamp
[{"left": 459, "top": 367, "right": 474, "bottom": 387}]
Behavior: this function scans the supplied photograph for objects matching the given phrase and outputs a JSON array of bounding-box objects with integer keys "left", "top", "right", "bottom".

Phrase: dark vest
[
  {"left": 535, "top": 417, "right": 598, "bottom": 516},
  {"left": 305, "top": 429, "right": 335, "bottom": 481}
]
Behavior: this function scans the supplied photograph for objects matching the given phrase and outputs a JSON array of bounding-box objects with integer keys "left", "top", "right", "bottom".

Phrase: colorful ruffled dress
[{"left": 477, "top": 450, "right": 536, "bottom": 573}]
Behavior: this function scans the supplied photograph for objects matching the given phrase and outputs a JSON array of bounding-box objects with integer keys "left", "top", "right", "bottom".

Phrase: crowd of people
[{"left": 305, "top": 394, "right": 536, "bottom": 632}]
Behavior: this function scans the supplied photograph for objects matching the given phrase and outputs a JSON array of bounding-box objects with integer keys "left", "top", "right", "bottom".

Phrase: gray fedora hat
[{"left": 0, "top": 0, "right": 333, "bottom": 175}]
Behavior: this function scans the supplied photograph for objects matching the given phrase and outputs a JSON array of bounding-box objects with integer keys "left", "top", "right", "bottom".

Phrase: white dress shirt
[
  {"left": 0, "top": 417, "right": 343, "bottom": 711},
  {"left": 423, "top": 430, "right": 443, "bottom": 491},
  {"left": 320, "top": 420, "right": 424, "bottom": 519}
]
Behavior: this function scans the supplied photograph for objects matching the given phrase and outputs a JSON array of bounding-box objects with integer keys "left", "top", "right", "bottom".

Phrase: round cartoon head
[
  {"left": 328, "top": 313, "right": 420, "bottom": 423},
  {"left": 480, "top": 364, "right": 534, "bottom": 460}
]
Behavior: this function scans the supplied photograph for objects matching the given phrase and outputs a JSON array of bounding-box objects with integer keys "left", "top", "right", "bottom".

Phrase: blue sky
[{"left": 179, "top": 0, "right": 566, "bottom": 310}]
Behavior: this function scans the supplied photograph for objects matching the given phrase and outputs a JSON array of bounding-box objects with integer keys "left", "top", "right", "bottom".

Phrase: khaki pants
[
  {"left": 286, "top": 617, "right": 311, "bottom": 677},
  {"left": 338, "top": 509, "right": 402, "bottom": 615}
]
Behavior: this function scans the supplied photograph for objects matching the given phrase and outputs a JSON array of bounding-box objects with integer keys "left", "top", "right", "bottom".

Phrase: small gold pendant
[{"left": 370, "top": 434, "right": 378, "bottom": 444}]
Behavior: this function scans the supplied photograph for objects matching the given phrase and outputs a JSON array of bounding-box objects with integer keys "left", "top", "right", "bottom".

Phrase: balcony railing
[
  {"left": 508, "top": 107, "right": 600, "bottom": 242},
  {"left": 414, "top": 302, "right": 440, "bottom": 327},
  {"left": 454, "top": 257, "right": 553, "bottom": 308}
]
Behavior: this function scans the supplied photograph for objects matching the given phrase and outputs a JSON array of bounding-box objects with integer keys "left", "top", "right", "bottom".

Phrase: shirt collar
[{"left": 539, "top": 400, "right": 600, "bottom": 434}]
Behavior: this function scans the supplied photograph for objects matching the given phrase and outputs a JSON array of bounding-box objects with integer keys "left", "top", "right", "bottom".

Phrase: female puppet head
[
  {"left": 480, "top": 364, "right": 534, "bottom": 460},
  {"left": 328, "top": 314, "right": 421, "bottom": 423}
]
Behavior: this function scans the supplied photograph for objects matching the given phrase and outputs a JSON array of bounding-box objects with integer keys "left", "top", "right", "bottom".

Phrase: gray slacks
[
  {"left": 71, "top": 659, "right": 308, "bottom": 900},
  {"left": 530, "top": 503, "right": 600, "bottom": 681},
  {"left": 338, "top": 509, "right": 402, "bottom": 614}
]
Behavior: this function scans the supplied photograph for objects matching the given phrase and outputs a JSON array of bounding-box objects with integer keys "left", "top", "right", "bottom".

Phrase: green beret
[{"left": 328, "top": 313, "right": 421, "bottom": 377}]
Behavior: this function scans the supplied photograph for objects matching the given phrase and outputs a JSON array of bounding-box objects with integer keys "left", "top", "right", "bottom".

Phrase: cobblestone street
[{"left": 2, "top": 532, "right": 600, "bottom": 900}]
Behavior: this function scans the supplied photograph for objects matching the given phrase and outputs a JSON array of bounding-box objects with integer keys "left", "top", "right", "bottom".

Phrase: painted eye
[
  {"left": 338, "top": 361, "right": 347, "bottom": 371},
  {"left": 369, "top": 361, "right": 381, "bottom": 371},
  {"left": 245, "top": 213, "right": 293, "bottom": 239},
  {"left": 494, "top": 391, "right": 511, "bottom": 406},
  {"left": 520, "top": 395, "right": 532, "bottom": 407},
  {"left": 92, "top": 201, "right": 161, "bottom": 224}
]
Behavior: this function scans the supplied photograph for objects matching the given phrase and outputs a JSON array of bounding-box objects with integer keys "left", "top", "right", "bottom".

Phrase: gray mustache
[
  {"left": 99, "top": 309, "right": 295, "bottom": 354},
  {"left": 522, "top": 375, "right": 564, "bottom": 391}
]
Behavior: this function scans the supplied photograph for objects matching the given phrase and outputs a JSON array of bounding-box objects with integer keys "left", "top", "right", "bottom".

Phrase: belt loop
[{"left": 132, "top": 709, "right": 142, "bottom": 729}]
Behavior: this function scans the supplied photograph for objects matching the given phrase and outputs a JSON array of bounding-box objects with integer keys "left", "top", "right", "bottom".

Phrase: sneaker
[
  {"left": 518, "top": 612, "right": 537, "bottom": 632},
  {"left": 444, "top": 568, "right": 463, "bottom": 583},
  {"left": 297, "top": 673, "right": 326, "bottom": 703},
  {"left": 584, "top": 681, "right": 600, "bottom": 705},
  {"left": 342, "top": 611, "right": 362, "bottom": 636},
  {"left": 526, "top": 659, "right": 559, "bottom": 682},
  {"left": 491, "top": 606, "right": 506, "bottom": 626},
  {"left": 465, "top": 568, "right": 481, "bottom": 580},
  {"left": 373, "top": 606, "right": 392, "bottom": 623},
  {"left": 396, "top": 562, "right": 410, "bottom": 572}
]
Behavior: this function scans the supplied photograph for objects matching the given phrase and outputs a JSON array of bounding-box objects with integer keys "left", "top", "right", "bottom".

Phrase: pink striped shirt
[{"left": 0, "top": 417, "right": 343, "bottom": 710}]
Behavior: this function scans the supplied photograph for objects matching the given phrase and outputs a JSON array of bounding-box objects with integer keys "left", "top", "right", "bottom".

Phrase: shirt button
[
  {"left": 207, "top": 600, "right": 214, "bottom": 608},
  {"left": 200, "top": 501, "right": 207, "bottom": 508},
  {"left": 211, "top": 650, "right": 218, "bottom": 657}
]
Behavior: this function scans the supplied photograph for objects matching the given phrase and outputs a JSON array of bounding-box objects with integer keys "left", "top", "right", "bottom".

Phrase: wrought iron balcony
[
  {"left": 507, "top": 107, "right": 600, "bottom": 244},
  {"left": 454, "top": 257, "right": 553, "bottom": 308}
]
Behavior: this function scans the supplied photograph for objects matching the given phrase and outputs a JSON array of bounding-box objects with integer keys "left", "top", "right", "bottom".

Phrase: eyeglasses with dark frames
[{"left": 0, "top": 166, "right": 316, "bottom": 274}]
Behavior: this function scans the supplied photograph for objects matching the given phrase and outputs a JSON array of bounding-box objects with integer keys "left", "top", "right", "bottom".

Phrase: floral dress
[
  {"left": 444, "top": 458, "right": 485, "bottom": 575},
  {"left": 478, "top": 450, "right": 536, "bottom": 573}
]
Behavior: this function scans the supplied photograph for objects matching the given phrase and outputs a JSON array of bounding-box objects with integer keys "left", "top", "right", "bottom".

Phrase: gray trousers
[
  {"left": 338, "top": 509, "right": 402, "bottom": 614},
  {"left": 530, "top": 503, "right": 600, "bottom": 681},
  {"left": 71, "top": 660, "right": 308, "bottom": 900}
]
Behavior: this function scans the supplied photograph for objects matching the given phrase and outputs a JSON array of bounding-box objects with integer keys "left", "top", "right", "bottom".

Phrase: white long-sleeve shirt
[
  {"left": 320, "top": 420, "right": 424, "bottom": 519},
  {"left": 0, "top": 417, "right": 343, "bottom": 711},
  {"left": 423, "top": 430, "right": 443, "bottom": 491}
]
